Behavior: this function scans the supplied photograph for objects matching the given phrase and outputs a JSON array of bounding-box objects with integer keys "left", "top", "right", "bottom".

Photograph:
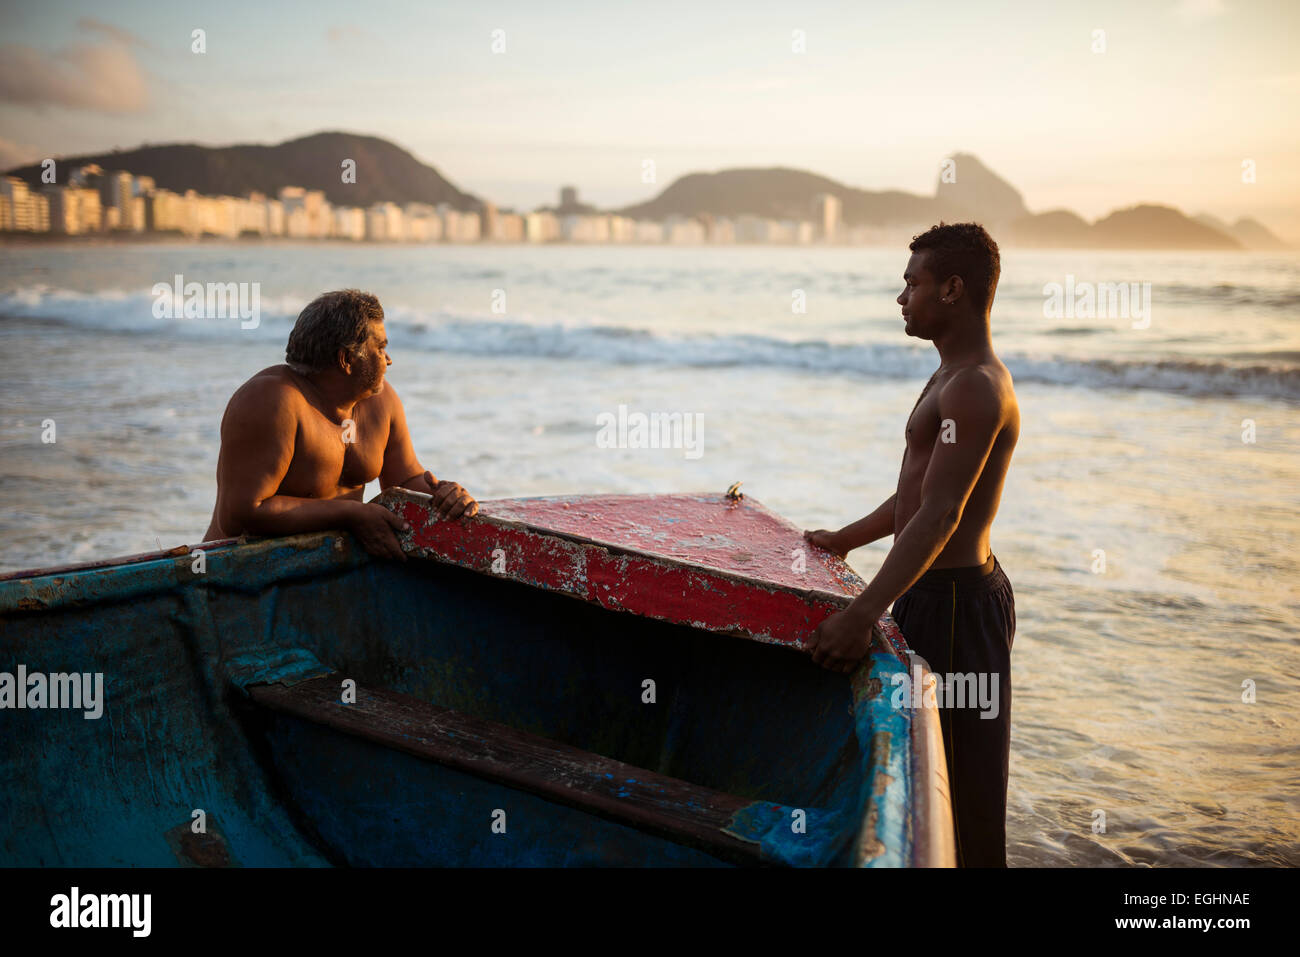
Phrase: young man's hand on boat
[
  {"left": 808, "top": 604, "right": 880, "bottom": 674},
  {"left": 803, "top": 528, "right": 850, "bottom": 558},
  {"left": 803, "top": 494, "right": 897, "bottom": 560}
]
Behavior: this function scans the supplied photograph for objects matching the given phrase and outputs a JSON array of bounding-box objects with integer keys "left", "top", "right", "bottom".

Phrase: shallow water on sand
[{"left": 2, "top": 242, "right": 1297, "bottom": 866}]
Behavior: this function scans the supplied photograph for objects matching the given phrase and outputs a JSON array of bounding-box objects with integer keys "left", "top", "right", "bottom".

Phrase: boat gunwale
[
  {"left": 0, "top": 536, "right": 242, "bottom": 583},
  {"left": 0, "top": 490, "right": 912, "bottom": 673},
  {"left": 903, "top": 651, "right": 959, "bottom": 868},
  {"left": 380, "top": 487, "right": 911, "bottom": 661},
  {"left": 381, "top": 488, "right": 867, "bottom": 607},
  {"left": 0, "top": 489, "right": 852, "bottom": 607},
  {"left": 0, "top": 531, "right": 361, "bottom": 614}
]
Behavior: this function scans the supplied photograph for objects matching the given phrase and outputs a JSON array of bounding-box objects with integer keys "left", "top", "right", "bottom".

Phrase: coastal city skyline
[
  {"left": 1, "top": 129, "right": 1286, "bottom": 248},
  {"left": 0, "top": 151, "right": 854, "bottom": 244},
  {"left": 2, "top": 1, "right": 1298, "bottom": 240},
  {"left": 2, "top": 142, "right": 1281, "bottom": 249}
]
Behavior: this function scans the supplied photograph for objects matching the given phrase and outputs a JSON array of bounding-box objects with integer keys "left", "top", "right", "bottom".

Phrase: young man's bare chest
[
  {"left": 892, "top": 369, "right": 952, "bottom": 529},
  {"left": 904, "top": 369, "right": 948, "bottom": 459}
]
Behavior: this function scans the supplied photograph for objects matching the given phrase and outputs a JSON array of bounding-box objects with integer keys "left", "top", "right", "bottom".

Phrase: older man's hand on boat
[
  {"left": 426, "top": 471, "right": 479, "bottom": 520},
  {"left": 348, "top": 502, "right": 410, "bottom": 561},
  {"left": 808, "top": 606, "right": 877, "bottom": 673}
]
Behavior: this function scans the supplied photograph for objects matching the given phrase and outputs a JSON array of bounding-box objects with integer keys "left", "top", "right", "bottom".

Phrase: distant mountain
[
  {"left": 1194, "top": 212, "right": 1233, "bottom": 235},
  {"left": 935, "top": 152, "right": 1028, "bottom": 223},
  {"left": 1092, "top": 205, "right": 1240, "bottom": 249},
  {"left": 1005, "top": 205, "right": 1243, "bottom": 250},
  {"left": 613, "top": 167, "right": 947, "bottom": 225},
  {"left": 1229, "top": 217, "right": 1289, "bottom": 249},
  {"left": 3, "top": 132, "right": 480, "bottom": 211},
  {"left": 614, "top": 160, "right": 1027, "bottom": 226},
  {"left": 1194, "top": 213, "right": 1288, "bottom": 250},
  {"left": 1004, "top": 209, "right": 1094, "bottom": 247},
  {"left": 609, "top": 155, "right": 1262, "bottom": 248}
]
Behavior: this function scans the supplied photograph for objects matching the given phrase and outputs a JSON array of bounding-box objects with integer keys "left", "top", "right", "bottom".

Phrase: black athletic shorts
[{"left": 891, "top": 553, "right": 1016, "bottom": 867}]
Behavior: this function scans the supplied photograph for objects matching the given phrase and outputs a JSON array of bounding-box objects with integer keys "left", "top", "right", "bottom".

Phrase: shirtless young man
[
  {"left": 804, "top": 223, "right": 1020, "bottom": 867},
  {"left": 204, "top": 289, "right": 478, "bottom": 559}
]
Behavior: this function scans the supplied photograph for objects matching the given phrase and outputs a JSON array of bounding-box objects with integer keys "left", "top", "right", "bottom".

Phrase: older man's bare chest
[{"left": 278, "top": 399, "right": 390, "bottom": 499}]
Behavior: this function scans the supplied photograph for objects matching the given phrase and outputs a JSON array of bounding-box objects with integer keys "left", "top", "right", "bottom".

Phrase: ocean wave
[
  {"left": 1156, "top": 282, "right": 1300, "bottom": 309},
  {"left": 2, "top": 286, "right": 1297, "bottom": 401},
  {"left": 1043, "top": 326, "right": 1106, "bottom": 336},
  {"left": 994, "top": 278, "right": 1300, "bottom": 311},
  {"left": 397, "top": 321, "right": 1299, "bottom": 400}
]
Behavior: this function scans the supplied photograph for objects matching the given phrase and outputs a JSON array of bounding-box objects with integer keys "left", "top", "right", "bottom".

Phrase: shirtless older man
[
  {"left": 805, "top": 222, "right": 1020, "bottom": 867},
  {"left": 204, "top": 289, "right": 477, "bottom": 559}
]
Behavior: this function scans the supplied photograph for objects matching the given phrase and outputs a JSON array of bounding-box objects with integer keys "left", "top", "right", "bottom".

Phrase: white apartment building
[
  {"left": 46, "top": 185, "right": 103, "bottom": 234},
  {"left": 492, "top": 211, "right": 525, "bottom": 242},
  {"left": 366, "top": 202, "right": 404, "bottom": 241},
  {"left": 0, "top": 177, "right": 47, "bottom": 232},
  {"left": 525, "top": 210, "right": 560, "bottom": 243},
  {"left": 664, "top": 215, "right": 706, "bottom": 245},
  {"left": 333, "top": 206, "right": 366, "bottom": 241},
  {"left": 403, "top": 203, "right": 442, "bottom": 242},
  {"left": 812, "top": 192, "right": 842, "bottom": 242},
  {"left": 634, "top": 220, "right": 664, "bottom": 243}
]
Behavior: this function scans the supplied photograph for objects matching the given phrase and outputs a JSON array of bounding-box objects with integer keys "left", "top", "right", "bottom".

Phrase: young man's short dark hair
[{"left": 909, "top": 222, "right": 1001, "bottom": 314}]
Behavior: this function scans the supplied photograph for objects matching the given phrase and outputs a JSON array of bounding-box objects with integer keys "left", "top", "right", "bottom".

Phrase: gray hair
[{"left": 285, "top": 289, "right": 384, "bottom": 373}]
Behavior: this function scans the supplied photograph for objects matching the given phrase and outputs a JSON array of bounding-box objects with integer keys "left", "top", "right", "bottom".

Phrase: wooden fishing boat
[{"left": 0, "top": 488, "right": 954, "bottom": 867}]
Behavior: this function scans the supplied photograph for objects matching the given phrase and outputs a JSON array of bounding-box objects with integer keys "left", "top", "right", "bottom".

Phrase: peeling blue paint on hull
[{"left": 0, "top": 526, "right": 940, "bottom": 867}]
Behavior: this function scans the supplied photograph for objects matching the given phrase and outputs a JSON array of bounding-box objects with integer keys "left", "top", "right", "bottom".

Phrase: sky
[{"left": 2, "top": 0, "right": 1298, "bottom": 239}]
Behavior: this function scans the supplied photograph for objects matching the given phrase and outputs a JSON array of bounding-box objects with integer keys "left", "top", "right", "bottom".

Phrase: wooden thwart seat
[{"left": 248, "top": 675, "right": 766, "bottom": 865}]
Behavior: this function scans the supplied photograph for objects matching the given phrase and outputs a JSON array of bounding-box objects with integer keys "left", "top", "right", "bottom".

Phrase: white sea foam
[{"left": 3, "top": 285, "right": 1297, "bottom": 400}]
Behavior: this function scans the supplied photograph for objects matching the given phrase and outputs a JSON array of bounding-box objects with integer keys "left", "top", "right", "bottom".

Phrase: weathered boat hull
[{"left": 0, "top": 492, "right": 954, "bottom": 867}]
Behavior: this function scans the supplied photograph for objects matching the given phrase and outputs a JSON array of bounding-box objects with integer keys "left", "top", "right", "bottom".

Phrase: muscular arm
[
  {"left": 377, "top": 384, "right": 478, "bottom": 518},
  {"left": 377, "top": 384, "right": 433, "bottom": 492},
  {"left": 809, "top": 372, "right": 1004, "bottom": 670},
  {"left": 805, "top": 493, "right": 895, "bottom": 556},
  {"left": 839, "top": 493, "right": 897, "bottom": 548},
  {"left": 216, "top": 380, "right": 364, "bottom": 536}
]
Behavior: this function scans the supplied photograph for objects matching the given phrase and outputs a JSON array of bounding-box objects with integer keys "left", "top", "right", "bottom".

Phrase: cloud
[
  {"left": 0, "top": 136, "right": 42, "bottom": 172},
  {"left": 1175, "top": 0, "right": 1228, "bottom": 21},
  {"left": 326, "top": 25, "right": 379, "bottom": 49},
  {"left": 76, "top": 17, "right": 149, "bottom": 49},
  {"left": 0, "top": 21, "right": 150, "bottom": 114}
]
